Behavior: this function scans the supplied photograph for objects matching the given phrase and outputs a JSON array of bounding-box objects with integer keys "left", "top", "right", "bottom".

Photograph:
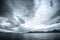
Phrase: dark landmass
[{"left": 28, "top": 29, "right": 60, "bottom": 33}]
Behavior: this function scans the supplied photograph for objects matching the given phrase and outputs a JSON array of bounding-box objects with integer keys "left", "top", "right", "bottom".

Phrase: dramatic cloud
[{"left": 0, "top": 0, "right": 60, "bottom": 33}]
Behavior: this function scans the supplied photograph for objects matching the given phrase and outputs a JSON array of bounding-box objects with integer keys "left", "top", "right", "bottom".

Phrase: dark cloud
[
  {"left": 51, "top": 10, "right": 60, "bottom": 19},
  {"left": 0, "top": 0, "right": 13, "bottom": 18}
]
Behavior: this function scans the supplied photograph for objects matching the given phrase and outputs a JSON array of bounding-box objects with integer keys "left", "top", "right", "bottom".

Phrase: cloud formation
[{"left": 0, "top": 0, "right": 60, "bottom": 33}]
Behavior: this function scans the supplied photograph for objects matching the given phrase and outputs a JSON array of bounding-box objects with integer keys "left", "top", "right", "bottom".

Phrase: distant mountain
[
  {"left": 28, "top": 29, "right": 60, "bottom": 33},
  {"left": 47, "top": 29, "right": 60, "bottom": 33},
  {"left": 28, "top": 31, "right": 45, "bottom": 33}
]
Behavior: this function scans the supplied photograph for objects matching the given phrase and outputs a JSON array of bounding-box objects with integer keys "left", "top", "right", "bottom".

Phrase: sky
[{"left": 0, "top": 0, "right": 60, "bottom": 33}]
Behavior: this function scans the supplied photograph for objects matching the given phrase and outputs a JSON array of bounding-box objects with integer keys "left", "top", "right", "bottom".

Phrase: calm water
[{"left": 0, "top": 32, "right": 60, "bottom": 40}]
